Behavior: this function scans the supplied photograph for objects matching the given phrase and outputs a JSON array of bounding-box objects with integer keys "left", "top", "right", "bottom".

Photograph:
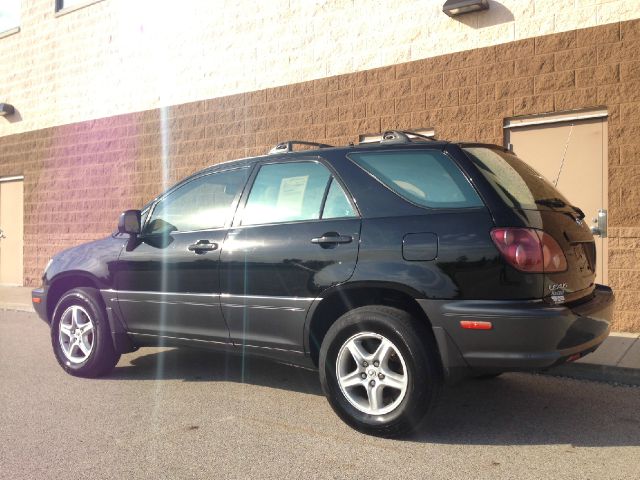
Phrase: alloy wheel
[
  {"left": 336, "top": 332, "right": 408, "bottom": 415},
  {"left": 58, "top": 305, "right": 95, "bottom": 364}
]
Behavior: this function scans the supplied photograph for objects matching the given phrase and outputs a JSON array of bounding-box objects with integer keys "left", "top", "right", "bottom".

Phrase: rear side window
[
  {"left": 241, "top": 161, "right": 356, "bottom": 225},
  {"left": 463, "top": 147, "right": 570, "bottom": 211},
  {"left": 323, "top": 178, "right": 356, "bottom": 219},
  {"left": 348, "top": 150, "right": 483, "bottom": 208}
]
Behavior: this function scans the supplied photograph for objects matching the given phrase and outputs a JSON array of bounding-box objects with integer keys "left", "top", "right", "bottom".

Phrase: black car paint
[
  {"left": 45, "top": 236, "right": 125, "bottom": 290},
  {"left": 220, "top": 217, "right": 361, "bottom": 350},
  {"left": 34, "top": 141, "right": 613, "bottom": 379},
  {"left": 114, "top": 228, "right": 231, "bottom": 342}
]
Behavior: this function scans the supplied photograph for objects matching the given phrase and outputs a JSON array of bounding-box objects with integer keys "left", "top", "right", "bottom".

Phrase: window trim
[
  {"left": 0, "top": 26, "right": 19, "bottom": 39},
  {"left": 143, "top": 165, "right": 252, "bottom": 235},
  {"left": 318, "top": 177, "right": 333, "bottom": 219},
  {"left": 55, "top": 0, "right": 105, "bottom": 16},
  {"left": 346, "top": 148, "right": 485, "bottom": 211},
  {"left": 232, "top": 158, "right": 360, "bottom": 229}
]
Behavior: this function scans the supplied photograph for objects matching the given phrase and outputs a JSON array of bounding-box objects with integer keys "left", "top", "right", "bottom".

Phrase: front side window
[
  {"left": 349, "top": 150, "right": 483, "bottom": 209},
  {"left": 241, "top": 161, "right": 356, "bottom": 226},
  {"left": 146, "top": 168, "right": 249, "bottom": 233},
  {"left": 0, "top": 1, "right": 20, "bottom": 33}
]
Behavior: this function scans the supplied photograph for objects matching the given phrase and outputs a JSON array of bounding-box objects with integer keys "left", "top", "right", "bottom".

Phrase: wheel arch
[
  {"left": 305, "top": 282, "right": 442, "bottom": 370},
  {"left": 46, "top": 271, "right": 103, "bottom": 322}
]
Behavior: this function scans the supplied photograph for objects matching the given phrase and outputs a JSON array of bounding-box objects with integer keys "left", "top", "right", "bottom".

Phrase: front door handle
[
  {"left": 311, "top": 232, "right": 353, "bottom": 245},
  {"left": 0, "top": 229, "right": 5, "bottom": 239},
  {"left": 187, "top": 240, "right": 218, "bottom": 253}
]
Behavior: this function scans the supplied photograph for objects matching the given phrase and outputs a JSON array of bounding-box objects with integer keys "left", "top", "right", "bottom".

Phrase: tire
[
  {"left": 51, "top": 287, "right": 120, "bottom": 378},
  {"left": 319, "top": 305, "right": 442, "bottom": 437}
]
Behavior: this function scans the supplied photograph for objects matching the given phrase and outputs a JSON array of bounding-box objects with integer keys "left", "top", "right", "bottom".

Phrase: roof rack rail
[
  {"left": 379, "top": 130, "right": 437, "bottom": 144},
  {"left": 268, "top": 140, "right": 334, "bottom": 155}
]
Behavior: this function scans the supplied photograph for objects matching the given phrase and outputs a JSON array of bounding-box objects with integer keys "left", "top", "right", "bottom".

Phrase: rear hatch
[
  {"left": 533, "top": 209, "right": 596, "bottom": 301},
  {"left": 462, "top": 146, "right": 596, "bottom": 303}
]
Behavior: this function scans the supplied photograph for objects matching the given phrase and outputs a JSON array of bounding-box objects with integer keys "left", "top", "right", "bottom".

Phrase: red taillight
[
  {"left": 539, "top": 231, "right": 568, "bottom": 272},
  {"left": 490, "top": 228, "right": 567, "bottom": 273}
]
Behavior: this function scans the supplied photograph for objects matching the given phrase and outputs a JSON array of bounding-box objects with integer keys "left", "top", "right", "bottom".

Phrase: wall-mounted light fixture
[
  {"left": 443, "top": 0, "right": 489, "bottom": 17},
  {"left": 0, "top": 103, "right": 15, "bottom": 116}
]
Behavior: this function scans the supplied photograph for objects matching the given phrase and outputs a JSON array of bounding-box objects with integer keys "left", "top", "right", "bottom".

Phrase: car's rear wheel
[
  {"left": 319, "top": 306, "right": 441, "bottom": 437},
  {"left": 51, "top": 287, "right": 120, "bottom": 378}
]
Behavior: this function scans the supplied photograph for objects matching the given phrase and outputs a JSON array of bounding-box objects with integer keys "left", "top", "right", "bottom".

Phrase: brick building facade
[{"left": 1, "top": 1, "right": 640, "bottom": 332}]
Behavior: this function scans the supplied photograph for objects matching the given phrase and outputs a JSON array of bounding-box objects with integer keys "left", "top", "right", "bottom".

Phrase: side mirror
[{"left": 118, "top": 210, "right": 141, "bottom": 235}]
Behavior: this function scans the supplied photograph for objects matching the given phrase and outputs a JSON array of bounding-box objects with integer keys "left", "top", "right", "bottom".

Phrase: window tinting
[
  {"left": 146, "top": 168, "right": 248, "bottom": 233},
  {"left": 463, "top": 147, "right": 570, "bottom": 211},
  {"left": 242, "top": 162, "right": 331, "bottom": 225},
  {"left": 0, "top": 1, "right": 20, "bottom": 33},
  {"left": 322, "top": 178, "right": 356, "bottom": 219},
  {"left": 349, "top": 150, "right": 483, "bottom": 208}
]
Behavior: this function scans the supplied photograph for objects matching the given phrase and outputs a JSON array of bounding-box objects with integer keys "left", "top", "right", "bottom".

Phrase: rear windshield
[
  {"left": 463, "top": 147, "right": 571, "bottom": 211},
  {"left": 348, "top": 150, "right": 483, "bottom": 209}
]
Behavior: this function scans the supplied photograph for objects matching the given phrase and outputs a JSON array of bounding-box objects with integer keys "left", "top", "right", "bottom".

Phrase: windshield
[{"left": 463, "top": 147, "right": 572, "bottom": 211}]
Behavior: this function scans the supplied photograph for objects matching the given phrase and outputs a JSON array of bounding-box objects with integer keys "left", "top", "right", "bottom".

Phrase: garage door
[
  {"left": 505, "top": 110, "right": 608, "bottom": 284},
  {"left": 0, "top": 177, "right": 24, "bottom": 286}
]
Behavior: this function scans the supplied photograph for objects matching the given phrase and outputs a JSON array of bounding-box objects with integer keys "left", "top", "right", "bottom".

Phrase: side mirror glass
[{"left": 118, "top": 210, "right": 141, "bottom": 235}]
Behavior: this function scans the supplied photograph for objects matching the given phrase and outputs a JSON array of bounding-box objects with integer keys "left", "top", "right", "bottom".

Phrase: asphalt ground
[{"left": 1, "top": 309, "right": 639, "bottom": 480}]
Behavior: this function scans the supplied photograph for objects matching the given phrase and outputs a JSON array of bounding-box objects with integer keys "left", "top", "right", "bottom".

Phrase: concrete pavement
[
  {"left": 549, "top": 331, "right": 640, "bottom": 385},
  {"left": 0, "top": 285, "right": 33, "bottom": 312},
  {"left": 1, "top": 285, "right": 639, "bottom": 386},
  {"left": 1, "top": 309, "right": 639, "bottom": 480}
]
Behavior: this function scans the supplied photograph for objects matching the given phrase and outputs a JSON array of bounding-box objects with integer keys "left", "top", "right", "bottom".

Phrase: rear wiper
[
  {"left": 535, "top": 197, "right": 567, "bottom": 208},
  {"left": 535, "top": 198, "right": 585, "bottom": 219},
  {"left": 571, "top": 205, "right": 586, "bottom": 220}
]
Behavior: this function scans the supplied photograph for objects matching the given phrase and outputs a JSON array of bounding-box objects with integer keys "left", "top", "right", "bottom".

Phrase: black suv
[{"left": 32, "top": 131, "right": 613, "bottom": 437}]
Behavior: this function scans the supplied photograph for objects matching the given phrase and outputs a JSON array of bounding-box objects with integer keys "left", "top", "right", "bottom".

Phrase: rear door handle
[
  {"left": 187, "top": 240, "right": 218, "bottom": 253},
  {"left": 311, "top": 233, "right": 353, "bottom": 245}
]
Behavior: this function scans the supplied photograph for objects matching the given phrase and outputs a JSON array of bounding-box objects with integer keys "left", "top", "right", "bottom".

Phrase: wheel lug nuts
[
  {"left": 360, "top": 373, "right": 367, "bottom": 379},
  {"left": 378, "top": 373, "right": 385, "bottom": 380},
  {"left": 373, "top": 360, "right": 379, "bottom": 367},
  {"left": 369, "top": 380, "right": 375, "bottom": 386},
  {"left": 363, "top": 361, "right": 368, "bottom": 367}
]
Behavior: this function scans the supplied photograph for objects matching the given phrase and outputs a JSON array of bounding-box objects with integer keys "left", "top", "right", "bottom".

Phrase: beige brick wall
[{"left": 1, "top": 0, "right": 639, "bottom": 138}]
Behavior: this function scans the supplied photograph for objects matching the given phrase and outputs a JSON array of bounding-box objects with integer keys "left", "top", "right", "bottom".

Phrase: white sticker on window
[{"left": 277, "top": 175, "right": 308, "bottom": 216}]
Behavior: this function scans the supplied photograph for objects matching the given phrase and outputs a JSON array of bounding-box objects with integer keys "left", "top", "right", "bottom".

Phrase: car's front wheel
[
  {"left": 51, "top": 287, "right": 120, "bottom": 378},
  {"left": 319, "top": 306, "right": 441, "bottom": 437}
]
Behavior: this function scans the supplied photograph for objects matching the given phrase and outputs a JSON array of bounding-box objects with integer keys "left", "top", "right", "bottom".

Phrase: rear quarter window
[{"left": 348, "top": 150, "right": 483, "bottom": 209}]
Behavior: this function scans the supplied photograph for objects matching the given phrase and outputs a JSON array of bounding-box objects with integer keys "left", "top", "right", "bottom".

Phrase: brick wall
[
  {"left": 2, "top": 0, "right": 640, "bottom": 138},
  {"left": 1, "top": 20, "right": 640, "bottom": 331}
]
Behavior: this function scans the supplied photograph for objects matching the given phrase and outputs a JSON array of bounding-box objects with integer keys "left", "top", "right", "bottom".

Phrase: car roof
[{"left": 201, "top": 138, "right": 453, "bottom": 172}]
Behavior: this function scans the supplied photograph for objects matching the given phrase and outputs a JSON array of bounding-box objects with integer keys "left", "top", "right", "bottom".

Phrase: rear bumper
[
  {"left": 31, "top": 287, "right": 48, "bottom": 323},
  {"left": 420, "top": 284, "right": 613, "bottom": 376}
]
